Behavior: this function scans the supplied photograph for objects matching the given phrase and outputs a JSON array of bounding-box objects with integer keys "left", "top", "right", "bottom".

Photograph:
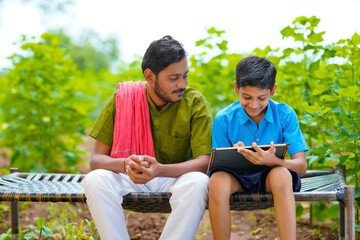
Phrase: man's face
[
  {"left": 234, "top": 83, "right": 276, "bottom": 123},
  {"left": 147, "top": 57, "right": 188, "bottom": 109}
]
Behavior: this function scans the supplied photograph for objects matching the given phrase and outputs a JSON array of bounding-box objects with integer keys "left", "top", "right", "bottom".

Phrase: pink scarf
[{"left": 110, "top": 81, "right": 155, "bottom": 158}]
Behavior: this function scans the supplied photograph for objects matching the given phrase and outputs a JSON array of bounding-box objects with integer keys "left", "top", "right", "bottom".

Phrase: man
[{"left": 83, "top": 36, "right": 212, "bottom": 240}]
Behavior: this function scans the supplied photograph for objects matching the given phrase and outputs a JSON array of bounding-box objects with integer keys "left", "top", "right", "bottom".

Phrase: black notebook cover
[{"left": 207, "top": 143, "right": 290, "bottom": 173}]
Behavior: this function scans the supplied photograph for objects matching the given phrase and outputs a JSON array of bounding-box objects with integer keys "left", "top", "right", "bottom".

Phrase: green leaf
[
  {"left": 307, "top": 156, "right": 319, "bottom": 166},
  {"left": 308, "top": 31, "right": 325, "bottom": 44},
  {"left": 217, "top": 41, "right": 228, "bottom": 51},
  {"left": 310, "top": 84, "right": 327, "bottom": 96},
  {"left": 40, "top": 226, "right": 52, "bottom": 238},
  {"left": 304, "top": 104, "right": 322, "bottom": 114},
  {"left": 355, "top": 187, "right": 360, "bottom": 200},
  {"left": 280, "top": 26, "right": 295, "bottom": 38},
  {"left": 36, "top": 217, "right": 45, "bottom": 228},
  {"left": 296, "top": 203, "right": 304, "bottom": 217},
  {"left": 207, "top": 27, "right": 225, "bottom": 37},
  {"left": 0, "top": 233, "right": 11, "bottom": 240},
  {"left": 293, "top": 33, "right": 306, "bottom": 42},
  {"left": 337, "top": 85, "right": 360, "bottom": 98},
  {"left": 308, "top": 16, "right": 321, "bottom": 27},
  {"left": 309, "top": 60, "right": 320, "bottom": 72},
  {"left": 252, "top": 229, "right": 261, "bottom": 235},
  {"left": 23, "top": 233, "right": 37, "bottom": 240},
  {"left": 337, "top": 39, "right": 347, "bottom": 44},
  {"left": 351, "top": 32, "right": 360, "bottom": 44},
  {"left": 195, "top": 39, "right": 207, "bottom": 47},
  {"left": 320, "top": 94, "right": 337, "bottom": 102},
  {"left": 293, "top": 16, "right": 308, "bottom": 25},
  {"left": 356, "top": 224, "right": 360, "bottom": 232}
]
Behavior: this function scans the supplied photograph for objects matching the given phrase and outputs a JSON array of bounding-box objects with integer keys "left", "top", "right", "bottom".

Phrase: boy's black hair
[
  {"left": 141, "top": 35, "right": 186, "bottom": 76},
  {"left": 235, "top": 56, "right": 277, "bottom": 90}
]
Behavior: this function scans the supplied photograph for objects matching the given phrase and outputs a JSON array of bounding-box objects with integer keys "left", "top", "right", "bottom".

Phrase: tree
[{"left": 53, "top": 29, "right": 120, "bottom": 72}]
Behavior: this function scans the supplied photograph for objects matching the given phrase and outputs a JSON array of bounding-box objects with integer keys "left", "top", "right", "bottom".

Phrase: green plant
[
  {"left": 0, "top": 33, "right": 93, "bottom": 172},
  {"left": 188, "top": 27, "right": 242, "bottom": 115}
]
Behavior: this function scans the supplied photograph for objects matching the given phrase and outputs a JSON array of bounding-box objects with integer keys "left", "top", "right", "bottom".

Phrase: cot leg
[
  {"left": 339, "top": 201, "right": 345, "bottom": 239},
  {"left": 344, "top": 185, "right": 355, "bottom": 240},
  {"left": 9, "top": 168, "right": 19, "bottom": 240},
  {"left": 11, "top": 201, "right": 19, "bottom": 240}
]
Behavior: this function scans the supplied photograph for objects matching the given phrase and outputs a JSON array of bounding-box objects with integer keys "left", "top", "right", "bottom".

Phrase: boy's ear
[
  {"left": 144, "top": 68, "right": 156, "bottom": 83},
  {"left": 270, "top": 84, "right": 278, "bottom": 97},
  {"left": 234, "top": 81, "right": 240, "bottom": 95}
]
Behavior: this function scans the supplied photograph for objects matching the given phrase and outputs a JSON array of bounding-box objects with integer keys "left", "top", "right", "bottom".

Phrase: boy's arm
[
  {"left": 238, "top": 142, "right": 307, "bottom": 176},
  {"left": 286, "top": 151, "right": 307, "bottom": 176}
]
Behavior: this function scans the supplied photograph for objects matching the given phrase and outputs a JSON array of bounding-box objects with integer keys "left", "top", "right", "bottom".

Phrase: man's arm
[
  {"left": 127, "top": 154, "right": 210, "bottom": 184},
  {"left": 156, "top": 154, "right": 210, "bottom": 176},
  {"left": 90, "top": 139, "right": 210, "bottom": 183},
  {"left": 89, "top": 139, "right": 126, "bottom": 173}
]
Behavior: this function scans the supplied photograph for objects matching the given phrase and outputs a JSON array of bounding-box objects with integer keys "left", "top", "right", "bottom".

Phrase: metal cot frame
[{"left": 0, "top": 165, "right": 355, "bottom": 239}]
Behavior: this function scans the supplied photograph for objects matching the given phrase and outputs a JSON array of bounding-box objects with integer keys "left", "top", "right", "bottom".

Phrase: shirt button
[
  {"left": 256, "top": 139, "right": 259, "bottom": 141},
  {"left": 154, "top": 128, "right": 158, "bottom": 132},
  {"left": 156, "top": 115, "right": 160, "bottom": 118}
]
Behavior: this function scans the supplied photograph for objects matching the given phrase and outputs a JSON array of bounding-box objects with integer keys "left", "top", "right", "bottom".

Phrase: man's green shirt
[{"left": 89, "top": 86, "right": 213, "bottom": 164}]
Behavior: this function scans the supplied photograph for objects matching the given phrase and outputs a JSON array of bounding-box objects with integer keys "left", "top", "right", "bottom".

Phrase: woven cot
[{"left": 0, "top": 166, "right": 355, "bottom": 239}]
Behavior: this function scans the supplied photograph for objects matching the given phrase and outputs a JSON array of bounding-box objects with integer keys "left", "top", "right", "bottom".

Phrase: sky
[{"left": 0, "top": 0, "right": 360, "bottom": 68}]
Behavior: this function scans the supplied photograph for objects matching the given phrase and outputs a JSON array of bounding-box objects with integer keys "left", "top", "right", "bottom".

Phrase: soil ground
[{"left": 0, "top": 201, "right": 339, "bottom": 240}]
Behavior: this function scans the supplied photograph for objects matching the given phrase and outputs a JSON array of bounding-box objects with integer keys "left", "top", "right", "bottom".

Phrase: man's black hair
[
  {"left": 235, "top": 56, "right": 277, "bottom": 90},
  {"left": 141, "top": 35, "right": 186, "bottom": 76}
]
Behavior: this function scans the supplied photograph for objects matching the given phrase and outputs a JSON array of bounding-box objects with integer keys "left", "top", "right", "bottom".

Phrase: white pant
[{"left": 83, "top": 170, "right": 209, "bottom": 240}]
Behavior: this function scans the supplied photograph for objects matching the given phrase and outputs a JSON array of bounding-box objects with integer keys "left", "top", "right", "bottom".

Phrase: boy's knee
[
  {"left": 208, "top": 172, "right": 232, "bottom": 197},
  {"left": 268, "top": 167, "right": 293, "bottom": 192}
]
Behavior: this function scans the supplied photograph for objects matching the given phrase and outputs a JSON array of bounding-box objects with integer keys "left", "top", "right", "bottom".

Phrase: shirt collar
[
  {"left": 238, "top": 99, "right": 274, "bottom": 125},
  {"left": 264, "top": 100, "right": 274, "bottom": 123}
]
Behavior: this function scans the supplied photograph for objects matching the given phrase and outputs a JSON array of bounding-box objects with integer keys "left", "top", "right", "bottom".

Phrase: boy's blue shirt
[{"left": 212, "top": 99, "right": 308, "bottom": 156}]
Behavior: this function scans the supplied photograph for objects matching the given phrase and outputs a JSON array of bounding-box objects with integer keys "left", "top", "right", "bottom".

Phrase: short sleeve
[
  {"left": 212, "top": 113, "right": 232, "bottom": 148},
  {"left": 89, "top": 93, "right": 116, "bottom": 146},
  {"left": 282, "top": 108, "right": 308, "bottom": 155},
  {"left": 190, "top": 96, "right": 213, "bottom": 158}
]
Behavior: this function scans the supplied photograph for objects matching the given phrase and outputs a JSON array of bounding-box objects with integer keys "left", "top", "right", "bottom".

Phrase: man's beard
[{"left": 154, "top": 78, "right": 185, "bottom": 103}]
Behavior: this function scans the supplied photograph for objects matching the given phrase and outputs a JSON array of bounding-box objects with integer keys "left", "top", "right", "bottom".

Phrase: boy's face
[{"left": 234, "top": 83, "right": 277, "bottom": 124}]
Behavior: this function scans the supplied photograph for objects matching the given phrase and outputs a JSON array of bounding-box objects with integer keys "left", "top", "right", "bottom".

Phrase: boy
[{"left": 208, "top": 56, "right": 308, "bottom": 240}]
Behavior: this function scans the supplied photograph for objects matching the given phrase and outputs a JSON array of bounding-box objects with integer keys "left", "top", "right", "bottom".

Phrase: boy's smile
[{"left": 234, "top": 84, "right": 277, "bottom": 124}]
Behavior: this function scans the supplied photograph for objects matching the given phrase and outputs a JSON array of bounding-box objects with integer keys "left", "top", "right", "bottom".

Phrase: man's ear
[
  {"left": 144, "top": 68, "right": 156, "bottom": 83},
  {"left": 270, "top": 84, "right": 277, "bottom": 97},
  {"left": 234, "top": 81, "right": 240, "bottom": 95}
]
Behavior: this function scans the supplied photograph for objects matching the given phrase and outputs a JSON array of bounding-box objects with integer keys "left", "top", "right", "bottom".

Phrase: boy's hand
[
  {"left": 239, "top": 141, "right": 278, "bottom": 166},
  {"left": 234, "top": 141, "right": 245, "bottom": 148},
  {"left": 126, "top": 155, "right": 161, "bottom": 184}
]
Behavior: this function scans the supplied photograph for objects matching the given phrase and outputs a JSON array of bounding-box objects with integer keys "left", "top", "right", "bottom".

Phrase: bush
[{"left": 0, "top": 33, "right": 93, "bottom": 172}]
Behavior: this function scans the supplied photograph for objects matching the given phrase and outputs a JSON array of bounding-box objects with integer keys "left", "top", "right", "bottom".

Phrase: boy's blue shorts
[{"left": 208, "top": 167, "right": 301, "bottom": 193}]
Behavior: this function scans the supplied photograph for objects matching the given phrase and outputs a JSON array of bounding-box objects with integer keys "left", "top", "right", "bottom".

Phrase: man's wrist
[
  {"left": 121, "top": 158, "right": 127, "bottom": 173},
  {"left": 155, "top": 163, "right": 165, "bottom": 177}
]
